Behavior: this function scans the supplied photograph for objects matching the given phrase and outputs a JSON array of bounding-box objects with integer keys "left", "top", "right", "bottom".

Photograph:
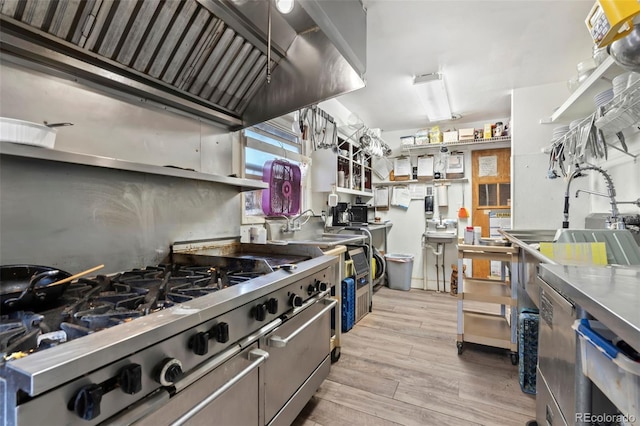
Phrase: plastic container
[
  {"left": 519, "top": 311, "right": 539, "bottom": 395},
  {"left": 0, "top": 117, "right": 57, "bottom": 149},
  {"left": 385, "top": 254, "right": 414, "bottom": 291},
  {"left": 573, "top": 319, "right": 640, "bottom": 420},
  {"left": 473, "top": 226, "right": 482, "bottom": 245},
  {"left": 464, "top": 227, "right": 474, "bottom": 244}
]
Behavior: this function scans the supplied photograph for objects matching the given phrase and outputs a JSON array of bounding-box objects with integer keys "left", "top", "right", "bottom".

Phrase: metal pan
[{"left": 0, "top": 265, "right": 72, "bottom": 311}]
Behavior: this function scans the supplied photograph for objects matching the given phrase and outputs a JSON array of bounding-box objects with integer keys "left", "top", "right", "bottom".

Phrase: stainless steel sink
[
  {"left": 501, "top": 229, "right": 640, "bottom": 265},
  {"left": 423, "top": 232, "right": 457, "bottom": 244}
]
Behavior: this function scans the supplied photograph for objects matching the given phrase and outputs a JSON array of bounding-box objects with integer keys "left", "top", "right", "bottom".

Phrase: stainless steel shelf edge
[
  {"left": 401, "top": 137, "right": 511, "bottom": 153},
  {"left": 0, "top": 143, "right": 268, "bottom": 191},
  {"left": 374, "top": 178, "right": 468, "bottom": 186},
  {"left": 543, "top": 56, "right": 621, "bottom": 123},
  {"left": 335, "top": 187, "right": 373, "bottom": 197}
]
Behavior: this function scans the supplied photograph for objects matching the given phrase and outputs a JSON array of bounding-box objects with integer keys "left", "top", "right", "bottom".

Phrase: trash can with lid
[{"left": 384, "top": 253, "right": 414, "bottom": 291}]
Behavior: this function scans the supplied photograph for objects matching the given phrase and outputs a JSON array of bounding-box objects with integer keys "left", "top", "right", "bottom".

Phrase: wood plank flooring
[{"left": 293, "top": 287, "right": 535, "bottom": 426}]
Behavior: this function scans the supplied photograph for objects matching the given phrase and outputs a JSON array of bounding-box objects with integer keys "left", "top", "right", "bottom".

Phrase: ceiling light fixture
[
  {"left": 413, "top": 72, "right": 453, "bottom": 122},
  {"left": 275, "top": 0, "right": 294, "bottom": 14}
]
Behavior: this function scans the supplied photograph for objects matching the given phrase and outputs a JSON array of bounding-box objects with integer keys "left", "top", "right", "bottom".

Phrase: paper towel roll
[{"left": 437, "top": 185, "right": 448, "bottom": 206}]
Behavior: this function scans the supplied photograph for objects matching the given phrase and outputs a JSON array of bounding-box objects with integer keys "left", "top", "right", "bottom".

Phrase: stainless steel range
[{"left": 0, "top": 241, "right": 338, "bottom": 425}]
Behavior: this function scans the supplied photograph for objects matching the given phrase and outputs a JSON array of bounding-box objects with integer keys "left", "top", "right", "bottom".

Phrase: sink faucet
[
  {"left": 282, "top": 209, "right": 315, "bottom": 233},
  {"left": 435, "top": 214, "right": 447, "bottom": 230},
  {"left": 564, "top": 165, "right": 621, "bottom": 229}
]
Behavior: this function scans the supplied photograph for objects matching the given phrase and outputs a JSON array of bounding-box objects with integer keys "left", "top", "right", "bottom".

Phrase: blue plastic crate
[
  {"left": 341, "top": 277, "right": 355, "bottom": 332},
  {"left": 519, "top": 311, "right": 539, "bottom": 395}
]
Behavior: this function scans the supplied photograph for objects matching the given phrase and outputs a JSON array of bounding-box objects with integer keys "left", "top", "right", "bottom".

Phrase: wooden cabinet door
[{"left": 471, "top": 148, "right": 511, "bottom": 278}]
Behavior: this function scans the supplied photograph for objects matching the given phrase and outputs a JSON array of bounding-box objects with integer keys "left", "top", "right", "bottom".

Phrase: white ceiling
[{"left": 334, "top": 0, "right": 597, "bottom": 132}]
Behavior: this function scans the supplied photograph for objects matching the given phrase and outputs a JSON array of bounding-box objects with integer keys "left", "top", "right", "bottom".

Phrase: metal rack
[
  {"left": 456, "top": 244, "right": 520, "bottom": 364},
  {"left": 545, "top": 80, "right": 639, "bottom": 177},
  {"left": 401, "top": 136, "right": 511, "bottom": 153}
]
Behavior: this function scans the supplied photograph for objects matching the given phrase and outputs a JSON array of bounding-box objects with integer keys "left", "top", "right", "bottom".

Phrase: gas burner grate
[{"left": 1, "top": 262, "right": 270, "bottom": 356}]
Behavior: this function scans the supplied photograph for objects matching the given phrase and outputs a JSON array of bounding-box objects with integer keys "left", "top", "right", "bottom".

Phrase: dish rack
[
  {"left": 545, "top": 80, "right": 639, "bottom": 178},
  {"left": 595, "top": 79, "right": 640, "bottom": 136}
]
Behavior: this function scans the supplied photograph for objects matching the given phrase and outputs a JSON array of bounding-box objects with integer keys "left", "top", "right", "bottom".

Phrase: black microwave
[{"left": 349, "top": 204, "right": 369, "bottom": 224}]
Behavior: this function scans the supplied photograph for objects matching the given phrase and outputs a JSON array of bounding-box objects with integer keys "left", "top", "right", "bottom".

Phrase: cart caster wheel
[
  {"left": 456, "top": 341, "right": 463, "bottom": 355},
  {"left": 525, "top": 421, "right": 538, "bottom": 426},
  {"left": 331, "top": 347, "right": 341, "bottom": 363},
  {"left": 510, "top": 352, "right": 518, "bottom": 365}
]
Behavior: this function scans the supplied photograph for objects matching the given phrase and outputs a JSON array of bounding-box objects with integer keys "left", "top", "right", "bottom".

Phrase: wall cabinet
[{"left": 311, "top": 136, "right": 373, "bottom": 197}]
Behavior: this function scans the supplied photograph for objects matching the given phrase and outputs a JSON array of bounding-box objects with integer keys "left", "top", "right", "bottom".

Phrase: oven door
[
  {"left": 126, "top": 342, "right": 268, "bottom": 426},
  {"left": 263, "top": 297, "right": 337, "bottom": 425}
]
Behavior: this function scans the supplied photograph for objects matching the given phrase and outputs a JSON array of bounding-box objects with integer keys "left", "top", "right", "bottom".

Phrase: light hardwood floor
[{"left": 293, "top": 287, "right": 535, "bottom": 426}]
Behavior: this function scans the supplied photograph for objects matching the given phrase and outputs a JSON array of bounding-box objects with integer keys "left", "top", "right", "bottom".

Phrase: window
[
  {"left": 478, "top": 182, "right": 511, "bottom": 208},
  {"left": 244, "top": 123, "right": 303, "bottom": 178},
  {"left": 242, "top": 119, "right": 307, "bottom": 220}
]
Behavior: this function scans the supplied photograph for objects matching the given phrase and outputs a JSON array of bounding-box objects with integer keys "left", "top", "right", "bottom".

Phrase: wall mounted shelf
[
  {"left": 0, "top": 143, "right": 267, "bottom": 192},
  {"left": 541, "top": 56, "right": 623, "bottom": 123},
  {"left": 374, "top": 178, "right": 469, "bottom": 186},
  {"left": 401, "top": 137, "right": 511, "bottom": 153},
  {"left": 336, "top": 187, "right": 373, "bottom": 197}
]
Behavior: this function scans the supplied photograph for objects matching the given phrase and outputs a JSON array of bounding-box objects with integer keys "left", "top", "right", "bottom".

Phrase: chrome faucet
[
  {"left": 435, "top": 214, "right": 447, "bottom": 230},
  {"left": 564, "top": 165, "right": 621, "bottom": 229},
  {"left": 282, "top": 209, "right": 315, "bottom": 233}
]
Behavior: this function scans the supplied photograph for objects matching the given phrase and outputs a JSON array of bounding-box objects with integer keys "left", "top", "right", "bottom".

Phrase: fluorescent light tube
[{"left": 414, "top": 73, "right": 452, "bottom": 122}]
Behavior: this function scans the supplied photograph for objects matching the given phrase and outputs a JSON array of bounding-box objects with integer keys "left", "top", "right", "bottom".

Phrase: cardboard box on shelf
[
  {"left": 483, "top": 124, "right": 493, "bottom": 139},
  {"left": 415, "top": 135, "right": 429, "bottom": 145},
  {"left": 443, "top": 131, "right": 458, "bottom": 143},
  {"left": 401, "top": 136, "right": 415, "bottom": 146},
  {"left": 458, "top": 128, "right": 475, "bottom": 141}
]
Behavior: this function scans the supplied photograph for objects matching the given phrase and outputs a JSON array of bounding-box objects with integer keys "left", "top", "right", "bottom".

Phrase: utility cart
[{"left": 456, "top": 243, "right": 520, "bottom": 364}]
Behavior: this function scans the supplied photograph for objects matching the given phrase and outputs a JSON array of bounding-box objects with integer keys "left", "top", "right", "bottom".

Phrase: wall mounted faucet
[{"left": 564, "top": 165, "right": 621, "bottom": 229}]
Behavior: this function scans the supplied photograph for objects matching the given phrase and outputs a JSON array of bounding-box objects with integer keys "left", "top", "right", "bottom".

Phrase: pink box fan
[{"left": 262, "top": 160, "right": 301, "bottom": 216}]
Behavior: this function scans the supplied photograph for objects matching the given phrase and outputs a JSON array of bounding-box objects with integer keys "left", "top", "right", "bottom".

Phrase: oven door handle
[
  {"left": 170, "top": 348, "right": 269, "bottom": 426},
  {"left": 268, "top": 298, "right": 337, "bottom": 348}
]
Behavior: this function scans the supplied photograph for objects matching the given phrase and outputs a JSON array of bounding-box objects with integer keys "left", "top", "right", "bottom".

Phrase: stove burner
[{"left": 0, "top": 263, "right": 270, "bottom": 357}]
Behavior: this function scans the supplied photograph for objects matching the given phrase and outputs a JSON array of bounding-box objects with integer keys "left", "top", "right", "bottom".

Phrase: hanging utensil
[{"left": 458, "top": 186, "right": 469, "bottom": 219}]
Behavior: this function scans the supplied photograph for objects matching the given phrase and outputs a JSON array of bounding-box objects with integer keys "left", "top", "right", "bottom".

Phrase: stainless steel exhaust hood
[{"left": 0, "top": 0, "right": 366, "bottom": 130}]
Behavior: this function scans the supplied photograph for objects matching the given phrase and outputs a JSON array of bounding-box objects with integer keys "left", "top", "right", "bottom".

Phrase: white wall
[
  {"left": 374, "top": 118, "right": 509, "bottom": 291},
  {"left": 512, "top": 81, "right": 640, "bottom": 230},
  {"left": 589, "top": 128, "right": 640, "bottom": 217},
  {"left": 511, "top": 82, "right": 591, "bottom": 229}
]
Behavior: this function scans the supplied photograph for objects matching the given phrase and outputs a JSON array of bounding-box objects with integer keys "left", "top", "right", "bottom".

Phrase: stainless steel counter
[{"left": 539, "top": 264, "right": 640, "bottom": 348}]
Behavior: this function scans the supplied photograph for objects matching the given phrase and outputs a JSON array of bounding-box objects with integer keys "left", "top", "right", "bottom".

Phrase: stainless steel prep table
[
  {"left": 538, "top": 264, "right": 640, "bottom": 423},
  {"left": 539, "top": 264, "right": 640, "bottom": 348}
]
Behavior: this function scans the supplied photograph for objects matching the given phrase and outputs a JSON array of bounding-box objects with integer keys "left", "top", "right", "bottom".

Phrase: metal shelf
[
  {"left": 336, "top": 187, "right": 373, "bottom": 197},
  {"left": 374, "top": 178, "right": 468, "bottom": 186},
  {"left": 0, "top": 142, "right": 268, "bottom": 192},
  {"left": 542, "top": 56, "right": 623, "bottom": 123},
  {"left": 401, "top": 137, "right": 510, "bottom": 153}
]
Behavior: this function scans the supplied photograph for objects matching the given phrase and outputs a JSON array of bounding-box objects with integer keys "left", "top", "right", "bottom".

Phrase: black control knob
[
  {"left": 307, "top": 284, "right": 316, "bottom": 295},
  {"left": 266, "top": 298, "right": 278, "bottom": 314},
  {"left": 212, "top": 322, "right": 229, "bottom": 343},
  {"left": 69, "top": 384, "right": 103, "bottom": 420},
  {"left": 255, "top": 303, "right": 267, "bottom": 321},
  {"left": 156, "top": 358, "right": 183, "bottom": 386},
  {"left": 189, "top": 331, "right": 210, "bottom": 356},
  {"left": 289, "top": 293, "right": 303, "bottom": 307},
  {"left": 165, "top": 364, "right": 182, "bottom": 384},
  {"left": 318, "top": 281, "right": 328, "bottom": 292},
  {"left": 119, "top": 364, "right": 143, "bottom": 395}
]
